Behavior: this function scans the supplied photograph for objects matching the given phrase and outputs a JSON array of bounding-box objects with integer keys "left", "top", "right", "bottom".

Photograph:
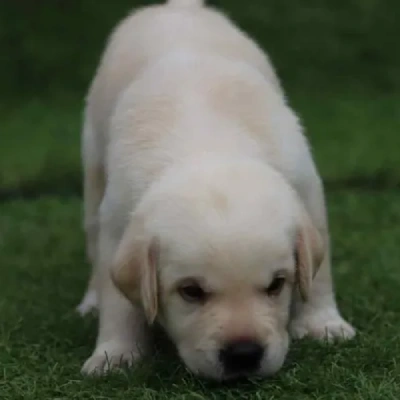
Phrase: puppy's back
[{"left": 86, "top": 0, "right": 280, "bottom": 139}]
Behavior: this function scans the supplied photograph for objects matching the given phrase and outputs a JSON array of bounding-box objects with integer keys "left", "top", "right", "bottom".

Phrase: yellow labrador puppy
[{"left": 77, "top": 0, "right": 355, "bottom": 380}]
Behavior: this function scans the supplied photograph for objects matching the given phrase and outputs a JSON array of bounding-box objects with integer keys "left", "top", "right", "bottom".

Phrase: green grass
[
  {"left": 1, "top": 93, "right": 400, "bottom": 399},
  {"left": 0, "top": 98, "right": 82, "bottom": 195},
  {"left": 1, "top": 192, "right": 400, "bottom": 399}
]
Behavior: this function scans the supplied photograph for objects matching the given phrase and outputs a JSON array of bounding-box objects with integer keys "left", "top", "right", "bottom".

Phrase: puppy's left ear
[
  {"left": 295, "top": 207, "right": 324, "bottom": 302},
  {"left": 110, "top": 218, "right": 159, "bottom": 324}
]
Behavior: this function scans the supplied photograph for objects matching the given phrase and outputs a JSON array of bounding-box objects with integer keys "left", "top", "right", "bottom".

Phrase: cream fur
[{"left": 77, "top": 0, "right": 355, "bottom": 379}]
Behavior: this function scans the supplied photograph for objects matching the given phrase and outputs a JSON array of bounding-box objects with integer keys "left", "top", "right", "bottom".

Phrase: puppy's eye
[
  {"left": 265, "top": 276, "right": 286, "bottom": 296},
  {"left": 178, "top": 282, "right": 207, "bottom": 303}
]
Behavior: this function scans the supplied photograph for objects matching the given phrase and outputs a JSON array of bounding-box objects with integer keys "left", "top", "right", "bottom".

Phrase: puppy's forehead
[
  {"left": 154, "top": 174, "right": 299, "bottom": 287},
  {"left": 161, "top": 228, "right": 295, "bottom": 288}
]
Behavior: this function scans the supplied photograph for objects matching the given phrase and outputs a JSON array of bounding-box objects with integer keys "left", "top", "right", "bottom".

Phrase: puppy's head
[{"left": 111, "top": 161, "right": 324, "bottom": 380}]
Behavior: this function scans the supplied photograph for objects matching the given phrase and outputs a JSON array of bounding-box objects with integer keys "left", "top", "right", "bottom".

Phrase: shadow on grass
[{"left": 0, "top": 168, "right": 398, "bottom": 203}]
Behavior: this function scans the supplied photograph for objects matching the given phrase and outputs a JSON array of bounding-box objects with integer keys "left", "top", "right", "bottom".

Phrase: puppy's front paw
[
  {"left": 290, "top": 308, "right": 355, "bottom": 342},
  {"left": 81, "top": 340, "right": 143, "bottom": 376}
]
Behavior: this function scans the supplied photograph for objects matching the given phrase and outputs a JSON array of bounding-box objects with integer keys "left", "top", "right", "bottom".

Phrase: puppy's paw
[
  {"left": 76, "top": 290, "right": 98, "bottom": 316},
  {"left": 81, "top": 340, "right": 143, "bottom": 376},
  {"left": 290, "top": 308, "right": 355, "bottom": 342}
]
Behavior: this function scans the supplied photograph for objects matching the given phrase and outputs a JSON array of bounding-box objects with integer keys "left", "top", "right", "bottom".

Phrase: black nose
[{"left": 219, "top": 340, "right": 264, "bottom": 374}]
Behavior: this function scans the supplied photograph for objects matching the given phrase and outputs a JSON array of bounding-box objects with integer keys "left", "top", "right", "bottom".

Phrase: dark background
[
  {"left": 1, "top": 0, "right": 399, "bottom": 196},
  {"left": 1, "top": 0, "right": 398, "bottom": 97}
]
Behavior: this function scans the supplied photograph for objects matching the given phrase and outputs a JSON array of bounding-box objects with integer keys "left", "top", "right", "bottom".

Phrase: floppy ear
[
  {"left": 110, "top": 219, "right": 159, "bottom": 324},
  {"left": 295, "top": 208, "right": 324, "bottom": 302}
]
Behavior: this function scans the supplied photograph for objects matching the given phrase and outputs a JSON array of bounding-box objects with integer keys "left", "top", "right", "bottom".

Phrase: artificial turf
[{"left": 1, "top": 0, "right": 399, "bottom": 398}]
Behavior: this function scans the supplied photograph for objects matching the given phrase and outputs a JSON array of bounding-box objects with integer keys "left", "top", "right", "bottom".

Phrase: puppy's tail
[{"left": 167, "top": 0, "right": 205, "bottom": 7}]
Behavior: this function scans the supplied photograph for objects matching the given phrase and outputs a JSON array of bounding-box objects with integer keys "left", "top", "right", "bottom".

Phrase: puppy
[{"left": 77, "top": 0, "right": 355, "bottom": 380}]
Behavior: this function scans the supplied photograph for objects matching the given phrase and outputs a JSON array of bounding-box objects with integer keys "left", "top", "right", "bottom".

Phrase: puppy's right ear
[{"left": 110, "top": 217, "right": 159, "bottom": 324}]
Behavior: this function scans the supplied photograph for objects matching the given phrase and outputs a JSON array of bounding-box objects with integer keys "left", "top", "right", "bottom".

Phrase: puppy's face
[
  {"left": 158, "top": 231, "right": 295, "bottom": 380},
  {"left": 111, "top": 166, "right": 323, "bottom": 380}
]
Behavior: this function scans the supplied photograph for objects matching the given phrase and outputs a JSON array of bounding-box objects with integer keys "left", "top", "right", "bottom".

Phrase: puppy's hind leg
[
  {"left": 77, "top": 114, "right": 105, "bottom": 316},
  {"left": 77, "top": 270, "right": 99, "bottom": 317}
]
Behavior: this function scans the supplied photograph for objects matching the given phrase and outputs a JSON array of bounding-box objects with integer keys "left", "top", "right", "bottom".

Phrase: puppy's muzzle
[{"left": 219, "top": 339, "right": 264, "bottom": 375}]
